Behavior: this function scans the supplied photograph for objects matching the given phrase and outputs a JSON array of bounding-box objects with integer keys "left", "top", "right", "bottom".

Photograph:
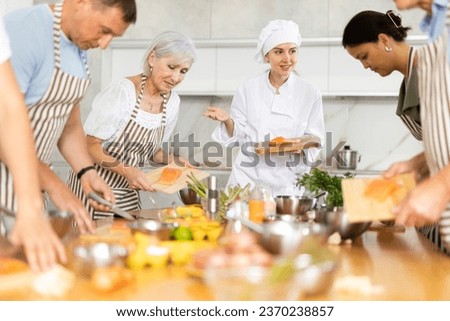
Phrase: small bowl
[
  {"left": 69, "top": 242, "right": 129, "bottom": 278},
  {"left": 274, "top": 195, "right": 317, "bottom": 217},
  {"left": 254, "top": 221, "right": 329, "bottom": 256},
  {"left": 128, "top": 219, "right": 178, "bottom": 241},
  {"left": 47, "top": 210, "right": 75, "bottom": 238},
  {"left": 178, "top": 188, "right": 202, "bottom": 205}
]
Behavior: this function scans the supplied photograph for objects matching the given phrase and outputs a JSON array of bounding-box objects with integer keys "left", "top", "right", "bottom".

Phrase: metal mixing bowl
[
  {"left": 69, "top": 242, "right": 129, "bottom": 278},
  {"left": 274, "top": 195, "right": 317, "bottom": 218},
  {"left": 251, "top": 220, "right": 329, "bottom": 256},
  {"left": 178, "top": 188, "right": 202, "bottom": 205},
  {"left": 128, "top": 219, "right": 178, "bottom": 240},
  {"left": 312, "top": 206, "right": 371, "bottom": 240}
]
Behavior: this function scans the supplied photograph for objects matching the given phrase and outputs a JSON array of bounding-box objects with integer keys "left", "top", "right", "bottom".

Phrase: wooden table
[{"left": 1, "top": 225, "right": 449, "bottom": 301}]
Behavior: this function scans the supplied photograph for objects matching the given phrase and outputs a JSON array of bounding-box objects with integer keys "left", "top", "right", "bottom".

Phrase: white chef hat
[{"left": 254, "top": 19, "right": 302, "bottom": 64}]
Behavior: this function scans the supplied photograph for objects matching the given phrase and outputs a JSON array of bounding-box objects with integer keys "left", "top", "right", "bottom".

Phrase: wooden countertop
[{"left": 1, "top": 225, "right": 449, "bottom": 301}]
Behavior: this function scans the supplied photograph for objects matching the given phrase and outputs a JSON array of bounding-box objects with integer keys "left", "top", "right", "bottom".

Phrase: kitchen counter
[{"left": 1, "top": 225, "right": 449, "bottom": 301}]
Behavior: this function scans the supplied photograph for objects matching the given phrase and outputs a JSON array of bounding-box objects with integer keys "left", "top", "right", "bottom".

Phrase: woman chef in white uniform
[{"left": 203, "top": 19, "right": 325, "bottom": 196}]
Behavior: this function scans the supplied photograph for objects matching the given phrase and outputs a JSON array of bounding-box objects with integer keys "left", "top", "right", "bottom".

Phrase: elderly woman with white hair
[
  {"left": 67, "top": 31, "right": 196, "bottom": 219},
  {"left": 203, "top": 19, "right": 325, "bottom": 197}
]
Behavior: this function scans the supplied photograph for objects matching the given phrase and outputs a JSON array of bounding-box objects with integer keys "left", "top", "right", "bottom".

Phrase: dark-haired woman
[{"left": 342, "top": 10, "right": 450, "bottom": 255}]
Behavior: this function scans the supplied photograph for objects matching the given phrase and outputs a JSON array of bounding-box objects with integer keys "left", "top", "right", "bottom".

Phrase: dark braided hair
[{"left": 342, "top": 10, "right": 411, "bottom": 48}]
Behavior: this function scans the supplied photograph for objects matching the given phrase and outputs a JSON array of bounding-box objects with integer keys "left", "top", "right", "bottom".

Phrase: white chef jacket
[{"left": 212, "top": 70, "right": 325, "bottom": 196}]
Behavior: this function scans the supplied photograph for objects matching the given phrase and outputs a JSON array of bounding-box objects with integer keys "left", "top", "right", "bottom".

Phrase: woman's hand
[
  {"left": 122, "top": 166, "right": 155, "bottom": 192},
  {"left": 383, "top": 152, "right": 428, "bottom": 182},
  {"left": 203, "top": 106, "right": 230, "bottom": 122},
  {"left": 393, "top": 172, "right": 450, "bottom": 227}
]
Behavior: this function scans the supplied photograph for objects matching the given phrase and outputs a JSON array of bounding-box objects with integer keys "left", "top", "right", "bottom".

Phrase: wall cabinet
[{"left": 102, "top": 36, "right": 427, "bottom": 97}]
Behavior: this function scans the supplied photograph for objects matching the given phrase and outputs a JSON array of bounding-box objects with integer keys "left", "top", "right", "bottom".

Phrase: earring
[{"left": 385, "top": 46, "right": 392, "bottom": 52}]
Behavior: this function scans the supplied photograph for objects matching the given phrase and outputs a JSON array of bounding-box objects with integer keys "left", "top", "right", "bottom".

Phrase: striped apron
[
  {"left": 67, "top": 74, "right": 167, "bottom": 219},
  {"left": 0, "top": 2, "right": 90, "bottom": 233},
  {"left": 416, "top": 18, "right": 450, "bottom": 255},
  {"left": 398, "top": 47, "right": 423, "bottom": 141}
]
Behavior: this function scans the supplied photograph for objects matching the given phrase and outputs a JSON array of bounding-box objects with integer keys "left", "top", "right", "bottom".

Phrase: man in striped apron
[{"left": 2, "top": 1, "right": 136, "bottom": 234}]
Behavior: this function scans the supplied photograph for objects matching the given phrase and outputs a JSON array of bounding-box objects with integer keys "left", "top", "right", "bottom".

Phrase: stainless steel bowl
[
  {"left": 274, "top": 195, "right": 317, "bottom": 218},
  {"left": 70, "top": 242, "right": 129, "bottom": 277},
  {"left": 313, "top": 206, "right": 371, "bottom": 240},
  {"left": 178, "top": 188, "right": 202, "bottom": 205},
  {"left": 128, "top": 219, "right": 178, "bottom": 240},
  {"left": 253, "top": 220, "right": 329, "bottom": 256}
]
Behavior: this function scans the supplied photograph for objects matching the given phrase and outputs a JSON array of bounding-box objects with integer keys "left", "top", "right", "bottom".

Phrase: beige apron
[
  {"left": 67, "top": 74, "right": 167, "bottom": 219},
  {"left": 0, "top": 2, "right": 90, "bottom": 233}
]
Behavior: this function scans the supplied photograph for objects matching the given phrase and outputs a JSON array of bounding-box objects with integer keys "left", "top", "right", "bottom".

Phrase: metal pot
[{"left": 336, "top": 146, "right": 361, "bottom": 170}]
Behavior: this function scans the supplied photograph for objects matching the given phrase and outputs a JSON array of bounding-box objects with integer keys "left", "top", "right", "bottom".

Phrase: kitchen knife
[{"left": 88, "top": 192, "right": 135, "bottom": 221}]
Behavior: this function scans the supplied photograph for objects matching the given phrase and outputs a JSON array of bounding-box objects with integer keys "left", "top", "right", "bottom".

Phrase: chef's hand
[
  {"left": 203, "top": 106, "right": 230, "bottom": 122},
  {"left": 123, "top": 167, "right": 155, "bottom": 192},
  {"left": 393, "top": 173, "right": 450, "bottom": 227},
  {"left": 8, "top": 207, "right": 67, "bottom": 272},
  {"left": 80, "top": 170, "right": 116, "bottom": 213}
]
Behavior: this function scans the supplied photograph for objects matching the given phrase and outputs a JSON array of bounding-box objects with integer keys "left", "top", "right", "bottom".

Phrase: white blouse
[{"left": 84, "top": 78, "right": 179, "bottom": 144}]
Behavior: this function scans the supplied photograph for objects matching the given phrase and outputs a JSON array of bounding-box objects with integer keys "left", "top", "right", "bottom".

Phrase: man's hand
[
  {"left": 8, "top": 207, "right": 66, "bottom": 272},
  {"left": 80, "top": 170, "right": 116, "bottom": 213}
]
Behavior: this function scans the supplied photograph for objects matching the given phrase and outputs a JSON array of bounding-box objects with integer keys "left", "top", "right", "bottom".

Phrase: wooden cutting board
[
  {"left": 254, "top": 135, "right": 321, "bottom": 155},
  {"left": 341, "top": 173, "right": 416, "bottom": 223},
  {"left": 145, "top": 165, "right": 209, "bottom": 194}
]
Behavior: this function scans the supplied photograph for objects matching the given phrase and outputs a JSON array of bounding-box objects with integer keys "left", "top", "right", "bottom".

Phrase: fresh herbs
[{"left": 295, "top": 168, "right": 354, "bottom": 208}]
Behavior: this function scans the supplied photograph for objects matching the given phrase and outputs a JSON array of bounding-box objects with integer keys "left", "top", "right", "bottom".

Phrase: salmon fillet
[
  {"left": 364, "top": 179, "right": 399, "bottom": 202},
  {"left": 269, "top": 136, "right": 287, "bottom": 145},
  {"left": 158, "top": 167, "right": 183, "bottom": 185}
]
